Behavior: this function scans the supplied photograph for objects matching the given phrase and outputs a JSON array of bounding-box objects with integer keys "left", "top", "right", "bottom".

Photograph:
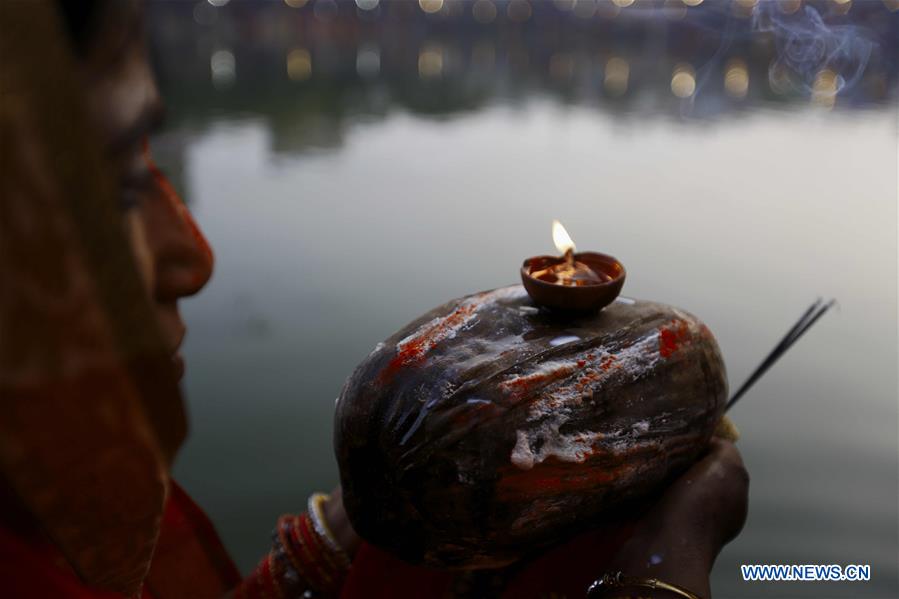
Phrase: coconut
[{"left": 335, "top": 285, "right": 727, "bottom": 568}]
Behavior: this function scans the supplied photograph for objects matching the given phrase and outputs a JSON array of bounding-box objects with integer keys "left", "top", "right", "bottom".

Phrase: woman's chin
[{"left": 172, "top": 353, "right": 185, "bottom": 381}]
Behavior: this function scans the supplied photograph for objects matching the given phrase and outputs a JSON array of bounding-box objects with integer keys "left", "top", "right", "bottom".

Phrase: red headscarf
[{"left": 0, "top": 1, "right": 187, "bottom": 594}]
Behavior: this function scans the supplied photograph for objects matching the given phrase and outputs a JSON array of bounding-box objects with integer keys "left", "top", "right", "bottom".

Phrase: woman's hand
[
  {"left": 601, "top": 438, "right": 749, "bottom": 598},
  {"left": 319, "top": 441, "right": 747, "bottom": 598}
]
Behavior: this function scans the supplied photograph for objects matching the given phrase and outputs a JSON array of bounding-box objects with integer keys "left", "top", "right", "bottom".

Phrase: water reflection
[{"left": 148, "top": 1, "right": 897, "bottom": 158}]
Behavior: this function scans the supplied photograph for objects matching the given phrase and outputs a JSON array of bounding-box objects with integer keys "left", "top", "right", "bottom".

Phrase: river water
[{"left": 147, "top": 2, "right": 898, "bottom": 596}]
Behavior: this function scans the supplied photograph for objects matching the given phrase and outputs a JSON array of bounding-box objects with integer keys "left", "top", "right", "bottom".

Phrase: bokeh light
[
  {"left": 779, "top": 0, "right": 802, "bottom": 14},
  {"left": 604, "top": 56, "right": 629, "bottom": 96},
  {"left": 507, "top": 0, "right": 532, "bottom": 22},
  {"left": 419, "top": 0, "right": 444, "bottom": 14},
  {"left": 671, "top": 63, "right": 696, "bottom": 98},
  {"left": 210, "top": 49, "right": 235, "bottom": 88},
  {"left": 356, "top": 45, "right": 380, "bottom": 78},
  {"left": 574, "top": 0, "right": 598, "bottom": 19},
  {"left": 812, "top": 68, "right": 841, "bottom": 109},
  {"left": 831, "top": 0, "right": 851, "bottom": 14},
  {"left": 418, "top": 45, "right": 444, "bottom": 78},
  {"left": 724, "top": 58, "right": 749, "bottom": 99},
  {"left": 287, "top": 48, "right": 312, "bottom": 81},
  {"left": 472, "top": 0, "right": 497, "bottom": 24}
]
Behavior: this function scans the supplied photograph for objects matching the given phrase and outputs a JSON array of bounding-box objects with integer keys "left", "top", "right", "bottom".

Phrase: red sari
[
  {"left": 1, "top": 477, "right": 633, "bottom": 599},
  {"left": 0, "top": 482, "right": 240, "bottom": 599}
]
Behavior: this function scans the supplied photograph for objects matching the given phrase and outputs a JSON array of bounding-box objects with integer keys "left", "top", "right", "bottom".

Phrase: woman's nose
[{"left": 142, "top": 153, "right": 214, "bottom": 302}]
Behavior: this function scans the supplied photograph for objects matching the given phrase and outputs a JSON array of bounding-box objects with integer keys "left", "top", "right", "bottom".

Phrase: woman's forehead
[{"left": 77, "top": 1, "right": 160, "bottom": 155}]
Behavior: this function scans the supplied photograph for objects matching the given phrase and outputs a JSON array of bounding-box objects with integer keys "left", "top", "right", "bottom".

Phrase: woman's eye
[
  {"left": 120, "top": 187, "right": 142, "bottom": 210},
  {"left": 119, "top": 169, "right": 156, "bottom": 211}
]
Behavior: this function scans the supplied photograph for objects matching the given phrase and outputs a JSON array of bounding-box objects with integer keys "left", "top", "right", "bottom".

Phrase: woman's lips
[{"left": 172, "top": 352, "right": 185, "bottom": 381}]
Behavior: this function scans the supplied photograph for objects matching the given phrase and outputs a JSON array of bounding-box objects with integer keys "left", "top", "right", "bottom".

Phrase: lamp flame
[{"left": 552, "top": 219, "right": 576, "bottom": 255}]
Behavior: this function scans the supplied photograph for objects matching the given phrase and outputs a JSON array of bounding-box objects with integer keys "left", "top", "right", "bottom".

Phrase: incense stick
[{"left": 725, "top": 298, "right": 836, "bottom": 412}]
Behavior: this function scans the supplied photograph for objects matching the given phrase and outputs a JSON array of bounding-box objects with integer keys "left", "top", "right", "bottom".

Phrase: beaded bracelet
[{"left": 233, "top": 493, "right": 352, "bottom": 599}]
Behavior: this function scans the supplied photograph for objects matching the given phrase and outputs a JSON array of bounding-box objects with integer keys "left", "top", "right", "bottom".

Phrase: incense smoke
[{"left": 752, "top": 3, "right": 875, "bottom": 97}]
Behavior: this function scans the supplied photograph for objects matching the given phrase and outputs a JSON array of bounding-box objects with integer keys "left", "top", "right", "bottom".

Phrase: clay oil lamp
[{"left": 521, "top": 220, "right": 626, "bottom": 312}]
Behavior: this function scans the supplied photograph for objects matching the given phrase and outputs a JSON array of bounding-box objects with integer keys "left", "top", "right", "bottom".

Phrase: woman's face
[{"left": 78, "top": 6, "right": 213, "bottom": 380}]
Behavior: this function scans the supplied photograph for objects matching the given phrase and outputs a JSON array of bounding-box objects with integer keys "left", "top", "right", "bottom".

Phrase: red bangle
[
  {"left": 280, "top": 514, "right": 326, "bottom": 591},
  {"left": 233, "top": 496, "right": 352, "bottom": 598},
  {"left": 300, "top": 510, "right": 341, "bottom": 575},
  {"left": 291, "top": 514, "right": 334, "bottom": 590}
]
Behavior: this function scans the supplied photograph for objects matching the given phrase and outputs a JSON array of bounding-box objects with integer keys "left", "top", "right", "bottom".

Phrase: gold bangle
[
  {"left": 588, "top": 571, "right": 703, "bottom": 599},
  {"left": 307, "top": 492, "right": 352, "bottom": 570}
]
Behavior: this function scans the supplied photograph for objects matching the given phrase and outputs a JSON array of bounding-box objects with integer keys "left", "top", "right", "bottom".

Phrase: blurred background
[{"left": 145, "top": 1, "right": 898, "bottom": 596}]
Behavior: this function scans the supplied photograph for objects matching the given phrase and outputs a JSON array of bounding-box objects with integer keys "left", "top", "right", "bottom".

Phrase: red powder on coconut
[{"left": 659, "top": 319, "right": 692, "bottom": 358}]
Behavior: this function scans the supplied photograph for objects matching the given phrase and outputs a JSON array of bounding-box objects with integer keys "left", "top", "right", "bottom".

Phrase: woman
[{"left": 0, "top": 1, "right": 748, "bottom": 597}]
